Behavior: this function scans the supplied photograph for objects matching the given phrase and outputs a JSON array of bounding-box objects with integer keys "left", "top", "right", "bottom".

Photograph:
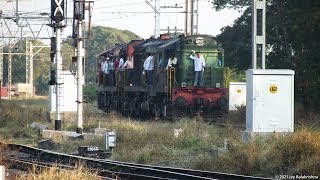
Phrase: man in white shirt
[
  {"left": 143, "top": 53, "right": 155, "bottom": 86},
  {"left": 101, "top": 57, "right": 109, "bottom": 87},
  {"left": 118, "top": 57, "right": 124, "bottom": 69},
  {"left": 166, "top": 54, "right": 177, "bottom": 69},
  {"left": 189, "top": 50, "right": 206, "bottom": 87},
  {"left": 122, "top": 55, "right": 134, "bottom": 86}
]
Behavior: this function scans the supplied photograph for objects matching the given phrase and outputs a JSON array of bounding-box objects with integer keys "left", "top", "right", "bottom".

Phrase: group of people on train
[
  {"left": 97, "top": 50, "right": 208, "bottom": 88},
  {"left": 97, "top": 55, "right": 135, "bottom": 87}
]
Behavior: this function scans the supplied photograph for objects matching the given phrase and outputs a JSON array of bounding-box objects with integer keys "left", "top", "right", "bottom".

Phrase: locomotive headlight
[
  {"left": 175, "top": 96, "right": 186, "bottom": 107},
  {"left": 195, "top": 97, "right": 204, "bottom": 106},
  {"left": 217, "top": 97, "right": 228, "bottom": 108}
]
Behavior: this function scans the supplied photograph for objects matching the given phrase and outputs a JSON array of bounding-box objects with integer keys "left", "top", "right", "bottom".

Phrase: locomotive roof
[
  {"left": 119, "top": 40, "right": 143, "bottom": 56},
  {"left": 157, "top": 38, "right": 180, "bottom": 50},
  {"left": 97, "top": 44, "right": 124, "bottom": 57},
  {"left": 138, "top": 39, "right": 165, "bottom": 47},
  {"left": 134, "top": 39, "right": 167, "bottom": 54}
]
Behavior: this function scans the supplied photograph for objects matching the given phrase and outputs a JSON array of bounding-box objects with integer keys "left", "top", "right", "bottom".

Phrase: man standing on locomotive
[
  {"left": 166, "top": 54, "right": 177, "bottom": 69},
  {"left": 143, "top": 53, "right": 155, "bottom": 87},
  {"left": 121, "top": 55, "right": 134, "bottom": 86},
  {"left": 189, "top": 50, "right": 206, "bottom": 87}
]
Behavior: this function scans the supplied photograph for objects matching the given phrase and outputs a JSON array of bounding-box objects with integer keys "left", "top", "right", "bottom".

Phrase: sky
[{"left": 0, "top": 0, "right": 242, "bottom": 43}]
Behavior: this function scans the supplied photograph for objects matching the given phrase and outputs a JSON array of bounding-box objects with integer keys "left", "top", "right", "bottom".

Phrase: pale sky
[{"left": 0, "top": 0, "right": 242, "bottom": 42}]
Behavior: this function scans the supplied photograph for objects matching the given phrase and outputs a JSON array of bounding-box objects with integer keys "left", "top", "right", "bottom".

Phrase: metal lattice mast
[{"left": 252, "top": 0, "right": 266, "bottom": 69}]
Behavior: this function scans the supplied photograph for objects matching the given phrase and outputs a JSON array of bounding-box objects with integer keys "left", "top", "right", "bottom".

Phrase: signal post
[
  {"left": 73, "top": 0, "right": 94, "bottom": 134},
  {"left": 51, "top": 0, "right": 66, "bottom": 130}
]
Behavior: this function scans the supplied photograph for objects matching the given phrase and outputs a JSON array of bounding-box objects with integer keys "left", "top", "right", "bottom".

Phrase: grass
[
  {"left": 0, "top": 99, "right": 48, "bottom": 145},
  {"left": 18, "top": 165, "right": 101, "bottom": 180},
  {"left": 1, "top": 99, "right": 320, "bottom": 178}
]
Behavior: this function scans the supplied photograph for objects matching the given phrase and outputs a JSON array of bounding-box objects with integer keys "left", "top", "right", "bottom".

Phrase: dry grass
[
  {"left": 18, "top": 165, "right": 101, "bottom": 180},
  {"left": 1, "top": 99, "right": 320, "bottom": 178},
  {"left": 63, "top": 109, "right": 320, "bottom": 178},
  {"left": 0, "top": 99, "right": 48, "bottom": 145},
  {"left": 211, "top": 127, "right": 320, "bottom": 177}
]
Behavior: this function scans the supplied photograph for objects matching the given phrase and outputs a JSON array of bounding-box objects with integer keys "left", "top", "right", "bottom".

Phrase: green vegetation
[
  {"left": 1, "top": 26, "right": 140, "bottom": 97},
  {"left": 212, "top": 0, "right": 320, "bottom": 111},
  {"left": 83, "top": 84, "right": 96, "bottom": 103}
]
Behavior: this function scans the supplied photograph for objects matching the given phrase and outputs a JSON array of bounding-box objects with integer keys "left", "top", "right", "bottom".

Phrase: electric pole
[
  {"left": 190, "top": 0, "right": 194, "bottom": 35},
  {"left": 184, "top": 0, "right": 188, "bottom": 36},
  {"left": 146, "top": 0, "right": 160, "bottom": 38},
  {"left": 189, "top": 0, "right": 199, "bottom": 35}
]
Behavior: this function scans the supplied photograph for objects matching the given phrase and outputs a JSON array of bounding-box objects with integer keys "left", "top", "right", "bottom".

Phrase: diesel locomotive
[{"left": 96, "top": 34, "right": 229, "bottom": 119}]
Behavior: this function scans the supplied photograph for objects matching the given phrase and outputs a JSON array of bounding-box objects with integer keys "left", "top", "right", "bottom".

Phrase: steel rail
[{"left": 2, "top": 143, "right": 271, "bottom": 180}]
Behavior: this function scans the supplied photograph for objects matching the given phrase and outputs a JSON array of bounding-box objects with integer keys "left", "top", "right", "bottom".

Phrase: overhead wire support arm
[{"left": 146, "top": 0, "right": 160, "bottom": 38}]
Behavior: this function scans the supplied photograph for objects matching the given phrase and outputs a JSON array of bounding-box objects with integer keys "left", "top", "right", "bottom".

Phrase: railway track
[{"left": 1, "top": 143, "right": 271, "bottom": 180}]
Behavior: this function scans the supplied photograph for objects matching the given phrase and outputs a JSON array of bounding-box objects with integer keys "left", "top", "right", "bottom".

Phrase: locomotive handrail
[{"left": 166, "top": 67, "right": 175, "bottom": 100}]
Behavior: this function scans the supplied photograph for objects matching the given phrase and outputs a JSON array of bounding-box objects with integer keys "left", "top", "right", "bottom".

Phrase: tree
[
  {"left": 84, "top": 26, "right": 140, "bottom": 84},
  {"left": 212, "top": 0, "right": 320, "bottom": 111}
]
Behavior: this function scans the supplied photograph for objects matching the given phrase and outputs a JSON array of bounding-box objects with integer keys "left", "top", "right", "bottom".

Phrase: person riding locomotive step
[
  {"left": 166, "top": 54, "right": 177, "bottom": 69},
  {"left": 189, "top": 50, "right": 206, "bottom": 87},
  {"left": 143, "top": 53, "right": 155, "bottom": 87},
  {"left": 121, "top": 55, "right": 134, "bottom": 86}
]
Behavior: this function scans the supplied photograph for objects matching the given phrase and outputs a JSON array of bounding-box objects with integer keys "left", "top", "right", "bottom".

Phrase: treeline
[
  {"left": 1, "top": 26, "right": 140, "bottom": 99},
  {"left": 213, "top": 0, "right": 320, "bottom": 111}
]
